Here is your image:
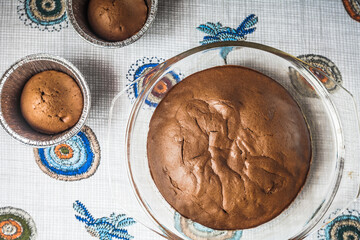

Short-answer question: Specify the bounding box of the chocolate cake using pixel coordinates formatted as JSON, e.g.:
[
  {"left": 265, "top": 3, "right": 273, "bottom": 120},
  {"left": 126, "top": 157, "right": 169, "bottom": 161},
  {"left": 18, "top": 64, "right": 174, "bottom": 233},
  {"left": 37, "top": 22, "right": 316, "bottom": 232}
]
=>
[{"left": 147, "top": 66, "right": 311, "bottom": 230}]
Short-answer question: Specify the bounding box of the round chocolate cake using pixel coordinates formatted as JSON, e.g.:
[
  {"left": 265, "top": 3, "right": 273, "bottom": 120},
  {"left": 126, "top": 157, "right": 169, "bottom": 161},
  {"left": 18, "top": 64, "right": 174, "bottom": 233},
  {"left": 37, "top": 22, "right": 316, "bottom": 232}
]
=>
[{"left": 147, "top": 66, "right": 311, "bottom": 230}]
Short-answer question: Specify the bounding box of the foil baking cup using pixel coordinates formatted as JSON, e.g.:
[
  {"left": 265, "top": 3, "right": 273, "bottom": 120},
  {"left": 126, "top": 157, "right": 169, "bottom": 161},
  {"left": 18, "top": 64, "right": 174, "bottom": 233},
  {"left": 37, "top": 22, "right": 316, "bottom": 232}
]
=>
[
  {"left": 66, "top": 0, "right": 158, "bottom": 48},
  {"left": 0, "top": 53, "right": 91, "bottom": 147}
]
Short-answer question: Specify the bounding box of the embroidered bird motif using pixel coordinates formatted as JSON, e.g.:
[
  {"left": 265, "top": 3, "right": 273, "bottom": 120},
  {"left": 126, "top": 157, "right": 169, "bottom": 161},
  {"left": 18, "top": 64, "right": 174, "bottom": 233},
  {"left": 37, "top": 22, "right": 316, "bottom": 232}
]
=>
[
  {"left": 197, "top": 14, "right": 258, "bottom": 62},
  {"left": 197, "top": 14, "right": 258, "bottom": 45}
]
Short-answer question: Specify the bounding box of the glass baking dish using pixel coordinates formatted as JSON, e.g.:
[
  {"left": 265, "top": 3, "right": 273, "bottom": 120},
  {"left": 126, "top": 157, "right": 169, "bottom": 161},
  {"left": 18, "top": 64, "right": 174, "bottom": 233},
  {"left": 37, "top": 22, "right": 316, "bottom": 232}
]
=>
[{"left": 106, "top": 42, "right": 360, "bottom": 239}]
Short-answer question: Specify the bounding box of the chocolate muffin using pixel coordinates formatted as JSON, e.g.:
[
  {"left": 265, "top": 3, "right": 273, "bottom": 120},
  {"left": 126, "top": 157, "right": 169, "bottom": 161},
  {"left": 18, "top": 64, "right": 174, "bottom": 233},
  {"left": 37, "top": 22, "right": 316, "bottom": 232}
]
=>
[
  {"left": 147, "top": 66, "right": 311, "bottom": 230},
  {"left": 20, "top": 70, "right": 83, "bottom": 134},
  {"left": 87, "top": 0, "right": 148, "bottom": 42}
]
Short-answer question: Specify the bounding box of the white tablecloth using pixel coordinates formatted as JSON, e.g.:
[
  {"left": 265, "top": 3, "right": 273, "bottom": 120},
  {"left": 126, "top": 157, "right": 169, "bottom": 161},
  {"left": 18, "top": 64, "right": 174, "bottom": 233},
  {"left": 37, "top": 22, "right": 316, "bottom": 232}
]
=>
[{"left": 0, "top": 0, "right": 360, "bottom": 239}]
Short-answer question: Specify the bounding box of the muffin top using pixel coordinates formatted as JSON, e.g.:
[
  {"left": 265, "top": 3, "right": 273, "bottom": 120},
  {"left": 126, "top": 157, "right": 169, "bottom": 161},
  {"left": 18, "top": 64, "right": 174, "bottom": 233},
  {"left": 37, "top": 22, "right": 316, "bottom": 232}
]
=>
[
  {"left": 20, "top": 70, "right": 83, "bottom": 134},
  {"left": 87, "top": 0, "right": 148, "bottom": 41},
  {"left": 147, "top": 66, "right": 311, "bottom": 230}
]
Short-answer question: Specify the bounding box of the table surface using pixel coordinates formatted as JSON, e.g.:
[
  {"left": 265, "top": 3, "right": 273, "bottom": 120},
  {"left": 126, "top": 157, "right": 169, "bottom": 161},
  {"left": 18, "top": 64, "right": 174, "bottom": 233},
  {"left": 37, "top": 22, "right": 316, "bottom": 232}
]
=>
[{"left": 1, "top": 0, "right": 360, "bottom": 239}]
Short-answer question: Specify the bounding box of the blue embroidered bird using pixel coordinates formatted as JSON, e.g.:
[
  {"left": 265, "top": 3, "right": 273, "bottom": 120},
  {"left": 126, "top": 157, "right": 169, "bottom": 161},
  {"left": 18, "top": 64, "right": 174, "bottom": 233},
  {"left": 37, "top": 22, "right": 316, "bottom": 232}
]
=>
[
  {"left": 197, "top": 14, "right": 258, "bottom": 62},
  {"left": 73, "top": 201, "right": 136, "bottom": 240},
  {"left": 197, "top": 14, "right": 258, "bottom": 44}
]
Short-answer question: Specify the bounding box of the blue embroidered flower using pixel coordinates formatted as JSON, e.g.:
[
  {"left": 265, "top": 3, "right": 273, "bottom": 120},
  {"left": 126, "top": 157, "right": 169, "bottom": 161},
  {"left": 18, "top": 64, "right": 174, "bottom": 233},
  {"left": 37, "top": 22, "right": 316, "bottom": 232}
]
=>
[
  {"left": 197, "top": 14, "right": 258, "bottom": 61},
  {"left": 126, "top": 57, "right": 182, "bottom": 108},
  {"left": 73, "top": 201, "right": 136, "bottom": 240},
  {"left": 34, "top": 126, "right": 100, "bottom": 181}
]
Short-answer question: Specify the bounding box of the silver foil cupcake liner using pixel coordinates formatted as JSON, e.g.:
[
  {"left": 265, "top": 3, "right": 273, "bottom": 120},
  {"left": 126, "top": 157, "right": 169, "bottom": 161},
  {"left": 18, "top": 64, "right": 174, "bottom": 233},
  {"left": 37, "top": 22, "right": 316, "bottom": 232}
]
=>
[
  {"left": 66, "top": 0, "right": 158, "bottom": 48},
  {"left": 0, "top": 53, "right": 91, "bottom": 147}
]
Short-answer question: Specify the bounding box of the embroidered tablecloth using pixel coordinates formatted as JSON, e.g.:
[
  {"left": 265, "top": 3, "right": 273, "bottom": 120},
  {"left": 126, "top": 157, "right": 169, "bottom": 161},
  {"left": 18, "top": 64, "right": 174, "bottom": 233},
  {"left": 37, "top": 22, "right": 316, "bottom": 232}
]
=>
[{"left": 1, "top": 0, "right": 360, "bottom": 239}]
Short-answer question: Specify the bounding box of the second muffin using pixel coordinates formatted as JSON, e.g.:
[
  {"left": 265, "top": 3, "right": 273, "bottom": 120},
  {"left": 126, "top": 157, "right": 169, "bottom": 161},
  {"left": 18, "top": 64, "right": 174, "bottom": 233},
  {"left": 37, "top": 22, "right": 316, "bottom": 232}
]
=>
[{"left": 87, "top": 0, "right": 148, "bottom": 42}]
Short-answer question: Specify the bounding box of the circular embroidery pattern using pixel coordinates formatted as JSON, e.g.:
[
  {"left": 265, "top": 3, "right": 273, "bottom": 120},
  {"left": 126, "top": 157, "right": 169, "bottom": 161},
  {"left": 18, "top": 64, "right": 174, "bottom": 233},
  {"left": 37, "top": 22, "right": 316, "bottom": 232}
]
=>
[
  {"left": 174, "top": 213, "right": 243, "bottom": 240},
  {"left": 126, "top": 57, "right": 182, "bottom": 107},
  {"left": 34, "top": 126, "right": 100, "bottom": 181},
  {"left": 298, "top": 54, "right": 342, "bottom": 87},
  {"left": 17, "top": 0, "right": 68, "bottom": 32},
  {"left": 289, "top": 54, "right": 342, "bottom": 97},
  {"left": 343, "top": 0, "right": 360, "bottom": 22},
  {"left": 0, "top": 207, "right": 37, "bottom": 240},
  {"left": 326, "top": 215, "right": 360, "bottom": 240},
  {"left": 318, "top": 209, "right": 360, "bottom": 240}
]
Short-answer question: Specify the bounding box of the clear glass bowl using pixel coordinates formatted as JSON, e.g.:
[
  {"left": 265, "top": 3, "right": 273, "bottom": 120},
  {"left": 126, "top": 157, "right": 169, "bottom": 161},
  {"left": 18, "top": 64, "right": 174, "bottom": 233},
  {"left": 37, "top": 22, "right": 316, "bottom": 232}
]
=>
[{"left": 107, "top": 42, "right": 360, "bottom": 239}]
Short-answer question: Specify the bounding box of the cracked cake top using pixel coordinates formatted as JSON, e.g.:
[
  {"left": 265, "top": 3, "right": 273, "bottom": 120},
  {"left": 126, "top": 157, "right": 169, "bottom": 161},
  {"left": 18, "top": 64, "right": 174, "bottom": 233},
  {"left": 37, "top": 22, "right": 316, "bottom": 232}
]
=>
[
  {"left": 147, "top": 65, "right": 311, "bottom": 230},
  {"left": 87, "top": 0, "right": 148, "bottom": 42},
  {"left": 20, "top": 70, "right": 83, "bottom": 134}
]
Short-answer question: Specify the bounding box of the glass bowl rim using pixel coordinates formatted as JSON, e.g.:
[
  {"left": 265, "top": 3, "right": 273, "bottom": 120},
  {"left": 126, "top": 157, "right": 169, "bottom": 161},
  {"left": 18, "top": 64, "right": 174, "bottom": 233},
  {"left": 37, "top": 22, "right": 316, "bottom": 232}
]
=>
[{"left": 125, "top": 41, "right": 349, "bottom": 239}]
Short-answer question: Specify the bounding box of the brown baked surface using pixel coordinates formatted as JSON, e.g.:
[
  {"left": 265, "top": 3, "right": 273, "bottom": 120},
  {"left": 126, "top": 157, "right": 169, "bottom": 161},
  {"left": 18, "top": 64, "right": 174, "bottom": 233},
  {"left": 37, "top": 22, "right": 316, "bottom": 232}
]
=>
[
  {"left": 87, "top": 0, "right": 148, "bottom": 42},
  {"left": 147, "top": 66, "right": 311, "bottom": 230},
  {"left": 20, "top": 70, "right": 83, "bottom": 134}
]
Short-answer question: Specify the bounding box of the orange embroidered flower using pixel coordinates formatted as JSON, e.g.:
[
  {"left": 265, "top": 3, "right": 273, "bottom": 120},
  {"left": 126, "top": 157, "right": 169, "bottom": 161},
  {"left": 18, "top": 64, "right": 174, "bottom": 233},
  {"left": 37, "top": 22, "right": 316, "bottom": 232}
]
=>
[
  {"left": 55, "top": 144, "right": 74, "bottom": 159},
  {"left": 153, "top": 81, "right": 168, "bottom": 94},
  {"left": 343, "top": 0, "right": 360, "bottom": 22},
  {"left": 0, "top": 219, "right": 23, "bottom": 240}
]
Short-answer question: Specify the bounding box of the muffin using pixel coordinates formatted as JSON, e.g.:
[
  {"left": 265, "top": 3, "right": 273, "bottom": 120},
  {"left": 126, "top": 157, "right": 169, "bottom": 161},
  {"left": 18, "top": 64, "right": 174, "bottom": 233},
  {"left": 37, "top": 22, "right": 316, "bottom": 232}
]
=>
[
  {"left": 147, "top": 66, "right": 312, "bottom": 230},
  {"left": 20, "top": 70, "right": 83, "bottom": 134},
  {"left": 87, "top": 0, "right": 148, "bottom": 41}
]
